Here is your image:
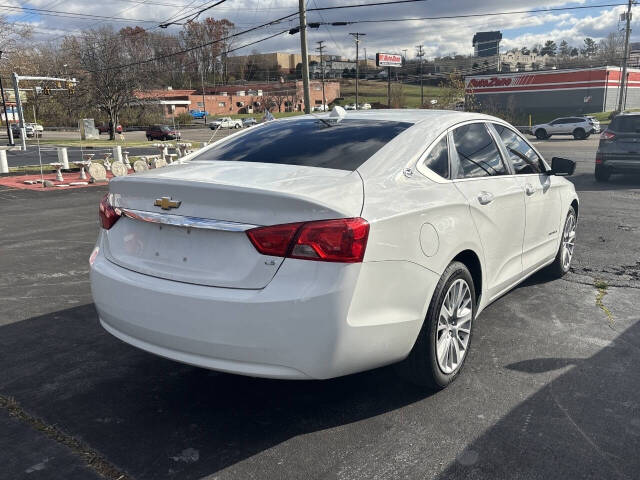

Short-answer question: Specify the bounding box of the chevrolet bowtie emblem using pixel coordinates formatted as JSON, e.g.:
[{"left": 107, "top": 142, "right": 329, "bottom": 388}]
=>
[{"left": 154, "top": 197, "right": 181, "bottom": 210}]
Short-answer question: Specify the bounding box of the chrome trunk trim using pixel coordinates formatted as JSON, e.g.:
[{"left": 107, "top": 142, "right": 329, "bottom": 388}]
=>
[{"left": 121, "top": 208, "right": 258, "bottom": 232}]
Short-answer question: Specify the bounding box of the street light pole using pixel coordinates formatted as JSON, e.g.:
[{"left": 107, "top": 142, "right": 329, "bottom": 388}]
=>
[
  {"left": 200, "top": 55, "right": 207, "bottom": 124},
  {"left": 350, "top": 33, "right": 366, "bottom": 110},
  {"left": 0, "top": 51, "right": 14, "bottom": 145}
]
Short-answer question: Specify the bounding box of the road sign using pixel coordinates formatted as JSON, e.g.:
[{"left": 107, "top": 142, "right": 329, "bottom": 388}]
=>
[{"left": 376, "top": 53, "right": 402, "bottom": 68}]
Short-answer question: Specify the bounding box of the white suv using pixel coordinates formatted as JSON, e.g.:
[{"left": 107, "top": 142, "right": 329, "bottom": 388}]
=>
[{"left": 531, "top": 117, "right": 592, "bottom": 140}]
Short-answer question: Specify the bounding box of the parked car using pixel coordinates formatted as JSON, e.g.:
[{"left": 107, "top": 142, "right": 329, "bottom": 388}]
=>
[
  {"left": 344, "top": 103, "right": 357, "bottom": 110},
  {"left": 98, "top": 124, "right": 123, "bottom": 134},
  {"left": 313, "top": 104, "right": 329, "bottom": 112},
  {"left": 531, "top": 117, "right": 592, "bottom": 140},
  {"left": 145, "top": 125, "right": 181, "bottom": 141},
  {"left": 10, "top": 123, "right": 35, "bottom": 138},
  {"left": 209, "top": 117, "right": 243, "bottom": 129},
  {"left": 595, "top": 111, "right": 640, "bottom": 181},
  {"left": 358, "top": 103, "right": 372, "bottom": 110},
  {"left": 27, "top": 123, "right": 44, "bottom": 137},
  {"left": 91, "top": 111, "right": 578, "bottom": 389},
  {"left": 189, "top": 109, "right": 209, "bottom": 119},
  {"left": 242, "top": 117, "right": 257, "bottom": 127},
  {"left": 584, "top": 115, "right": 601, "bottom": 133}
]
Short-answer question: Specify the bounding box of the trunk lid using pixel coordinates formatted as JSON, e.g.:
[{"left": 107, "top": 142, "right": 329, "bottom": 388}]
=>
[{"left": 104, "top": 161, "right": 363, "bottom": 289}]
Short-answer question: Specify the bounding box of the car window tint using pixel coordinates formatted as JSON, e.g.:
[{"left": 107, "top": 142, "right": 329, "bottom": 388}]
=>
[
  {"left": 195, "top": 118, "right": 412, "bottom": 171},
  {"left": 423, "top": 136, "right": 449, "bottom": 178},
  {"left": 452, "top": 123, "right": 507, "bottom": 178},
  {"left": 492, "top": 124, "right": 542, "bottom": 174},
  {"left": 609, "top": 115, "right": 640, "bottom": 132}
]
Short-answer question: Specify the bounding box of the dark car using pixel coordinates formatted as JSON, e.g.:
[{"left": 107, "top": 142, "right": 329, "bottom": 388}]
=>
[
  {"left": 98, "top": 124, "right": 123, "bottom": 134},
  {"left": 146, "top": 125, "right": 181, "bottom": 141},
  {"left": 595, "top": 112, "right": 640, "bottom": 181}
]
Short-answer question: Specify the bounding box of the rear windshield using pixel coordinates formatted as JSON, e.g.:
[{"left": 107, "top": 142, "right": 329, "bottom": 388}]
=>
[
  {"left": 609, "top": 115, "right": 640, "bottom": 132},
  {"left": 195, "top": 118, "right": 412, "bottom": 170}
]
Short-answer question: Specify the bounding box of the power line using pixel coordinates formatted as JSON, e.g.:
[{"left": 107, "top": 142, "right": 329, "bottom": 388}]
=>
[
  {"left": 159, "top": 0, "right": 228, "bottom": 28},
  {"left": 0, "top": 4, "right": 159, "bottom": 23}
]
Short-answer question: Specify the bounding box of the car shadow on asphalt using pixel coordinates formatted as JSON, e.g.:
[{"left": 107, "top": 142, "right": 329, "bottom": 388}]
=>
[
  {"left": 435, "top": 319, "right": 640, "bottom": 479},
  {"left": 569, "top": 172, "right": 640, "bottom": 192},
  {"left": 0, "top": 304, "right": 430, "bottom": 479}
]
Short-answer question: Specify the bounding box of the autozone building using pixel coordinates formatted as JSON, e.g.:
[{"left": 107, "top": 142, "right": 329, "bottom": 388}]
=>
[{"left": 465, "top": 67, "right": 640, "bottom": 116}]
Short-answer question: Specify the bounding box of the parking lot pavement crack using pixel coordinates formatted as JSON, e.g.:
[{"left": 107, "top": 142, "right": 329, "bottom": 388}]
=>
[
  {"left": 594, "top": 280, "right": 615, "bottom": 329},
  {"left": 0, "top": 394, "right": 131, "bottom": 480}
]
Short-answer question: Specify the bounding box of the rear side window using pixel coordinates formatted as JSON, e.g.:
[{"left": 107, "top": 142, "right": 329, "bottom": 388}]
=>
[
  {"left": 609, "top": 115, "right": 640, "bottom": 132},
  {"left": 422, "top": 136, "right": 449, "bottom": 178},
  {"left": 492, "top": 124, "right": 543, "bottom": 174},
  {"left": 195, "top": 118, "right": 412, "bottom": 171},
  {"left": 452, "top": 123, "right": 507, "bottom": 178}
]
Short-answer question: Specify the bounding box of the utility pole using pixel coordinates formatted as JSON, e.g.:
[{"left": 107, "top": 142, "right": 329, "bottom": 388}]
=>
[
  {"left": 416, "top": 44, "right": 425, "bottom": 107},
  {"left": 12, "top": 73, "right": 26, "bottom": 150},
  {"left": 299, "top": 0, "right": 312, "bottom": 114},
  {"left": 618, "top": 0, "right": 633, "bottom": 112},
  {"left": 350, "top": 33, "right": 366, "bottom": 109},
  {"left": 200, "top": 55, "right": 207, "bottom": 124},
  {"left": 364, "top": 47, "right": 367, "bottom": 79},
  {"left": 0, "top": 51, "right": 14, "bottom": 145},
  {"left": 316, "top": 41, "right": 326, "bottom": 109}
]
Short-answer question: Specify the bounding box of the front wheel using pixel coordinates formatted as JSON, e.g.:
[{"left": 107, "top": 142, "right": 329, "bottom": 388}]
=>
[
  {"left": 573, "top": 128, "right": 586, "bottom": 140},
  {"left": 399, "top": 261, "right": 476, "bottom": 390},
  {"left": 546, "top": 207, "right": 577, "bottom": 278},
  {"left": 535, "top": 129, "right": 548, "bottom": 140}
]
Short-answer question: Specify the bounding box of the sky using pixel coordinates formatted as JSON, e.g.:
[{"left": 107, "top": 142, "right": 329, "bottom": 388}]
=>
[{"left": 3, "top": 0, "right": 640, "bottom": 60}]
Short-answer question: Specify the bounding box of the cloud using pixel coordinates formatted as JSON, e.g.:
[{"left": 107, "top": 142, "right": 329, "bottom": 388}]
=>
[{"left": 6, "top": 0, "right": 635, "bottom": 59}]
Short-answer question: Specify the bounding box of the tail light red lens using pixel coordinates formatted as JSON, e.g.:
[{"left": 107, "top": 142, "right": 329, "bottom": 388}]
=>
[
  {"left": 600, "top": 131, "right": 615, "bottom": 140},
  {"left": 99, "top": 194, "right": 121, "bottom": 230},
  {"left": 595, "top": 152, "right": 603, "bottom": 164},
  {"left": 246, "top": 218, "right": 369, "bottom": 263}
]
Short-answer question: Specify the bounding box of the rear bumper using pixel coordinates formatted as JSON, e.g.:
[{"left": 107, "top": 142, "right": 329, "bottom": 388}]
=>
[
  {"left": 601, "top": 158, "right": 640, "bottom": 172},
  {"left": 90, "top": 236, "right": 437, "bottom": 379}
]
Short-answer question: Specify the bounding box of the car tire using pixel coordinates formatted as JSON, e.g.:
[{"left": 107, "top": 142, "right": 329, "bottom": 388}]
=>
[
  {"left": 146, "top": 136, "right": 152, "bottom": 141},
  {"left": 535, "top": 129, "right": 548, "bottom": 140},
  {"left": 399, "top": 261, "right": 476, "bottom": 390},
  {"left": 547, "top": 207, "right": 577, "bottom": 278},
  {"left": 595, "top": 165, "right": 611, "bottom": 182},
  {"left": 573, "top": 128, "right": 587, "bottom": 140}
]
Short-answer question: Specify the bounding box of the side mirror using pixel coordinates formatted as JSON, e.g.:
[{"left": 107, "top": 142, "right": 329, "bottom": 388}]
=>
[{"left": 549, "top": 157, "right": 576, "bottom": 176}]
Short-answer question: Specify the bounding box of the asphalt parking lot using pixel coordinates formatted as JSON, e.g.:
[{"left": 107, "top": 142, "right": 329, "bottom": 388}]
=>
[{"left": 1, "top": 137, "right": 639, "bottom": 479}]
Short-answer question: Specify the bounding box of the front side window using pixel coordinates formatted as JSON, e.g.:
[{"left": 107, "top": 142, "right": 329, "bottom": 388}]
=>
[
  {"left": 195, "top": 118, "right": 412, "bottom": 171},
  {"left": 492, "top": 124, "right": 543, "bottom": 174},
  {"left": 422, "top": 136, "right": 449, "bottom": 178},
  {"left": 452, "top": 123, "right": 507, "bottom": 178}
]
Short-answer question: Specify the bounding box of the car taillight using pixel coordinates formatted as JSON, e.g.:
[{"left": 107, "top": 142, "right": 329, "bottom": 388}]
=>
[
  {"left": 595, "top": 152, "right": 603, "bottom": 164},
  {"left": 246, "top": 218, "right": 369, "bottom": 263},
  {"left": 99, "top": 194, "right": 121, "bottom": 230},
  {"left": 600, "top": 131, "right": 615, "bottom": 140}
]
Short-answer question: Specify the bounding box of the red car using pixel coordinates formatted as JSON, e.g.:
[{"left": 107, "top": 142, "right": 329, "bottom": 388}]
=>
[{"left": 98, "top": 124, "right": 123, "bottom": 134}]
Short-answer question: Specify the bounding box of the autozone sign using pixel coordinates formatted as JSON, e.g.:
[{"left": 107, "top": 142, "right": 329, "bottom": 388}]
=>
[
  {"left": 468, "top": 77, "right": 513, "bottom": 88},
  {"left": 376, "top": 53, "right": 402, "bottom": 67}
]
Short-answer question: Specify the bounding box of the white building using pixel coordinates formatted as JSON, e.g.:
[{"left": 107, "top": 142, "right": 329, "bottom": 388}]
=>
[{"left": 500, "top": 51, "right": 553, "bottom": 72}]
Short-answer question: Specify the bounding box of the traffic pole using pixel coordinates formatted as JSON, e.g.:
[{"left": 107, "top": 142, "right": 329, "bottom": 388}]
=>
[
  {"left": 618, "top": 0, "right": 633, "bottom": 112},
  {"left": 299, "top": 0, "right": 312, "bottom": 114}
]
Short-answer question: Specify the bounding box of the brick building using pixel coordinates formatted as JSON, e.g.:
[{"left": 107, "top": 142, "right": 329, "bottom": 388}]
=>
[{"left": 136, "top": 81, "right": 340, "bottom": 118}]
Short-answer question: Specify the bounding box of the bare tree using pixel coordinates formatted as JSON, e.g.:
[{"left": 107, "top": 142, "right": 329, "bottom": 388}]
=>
[{"left": 77, "top": 27, "right": 151, "bottom": 139}]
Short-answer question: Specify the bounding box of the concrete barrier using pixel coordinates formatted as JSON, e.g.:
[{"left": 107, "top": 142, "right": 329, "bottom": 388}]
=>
[
  {"left": 57, "top": 147, "right": 69, "bottom": 170},
  {"left": 0, "top": 149, "right": 8, "bottom": 174},
  {"left": 112, "top": 145, "right": 122, "bottom": 163}
]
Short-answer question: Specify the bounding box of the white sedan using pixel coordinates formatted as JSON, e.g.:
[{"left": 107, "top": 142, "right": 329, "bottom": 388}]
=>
[{"left": 90, "top": 110, "right": 578, "bottom": 389}]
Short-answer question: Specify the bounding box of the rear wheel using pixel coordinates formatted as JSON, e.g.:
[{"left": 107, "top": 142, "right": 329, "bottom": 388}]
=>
[
  {"left": 400, "top": 261, "right": 475, "bottom": 390},
  {"left": 146, "top": 135, "right": 152, "bottom": 141},
  {"left": 535, "top": 129, "right": 548, "bottom": 140},
  {"left": 547, "top": 207, "right": 577, "bottom": 278},
  {"left": 595, "top": 165, "right": 611, "bottom": 182},
  {"left": 573, "top": 128, "right": 586, "bottom": 140}
]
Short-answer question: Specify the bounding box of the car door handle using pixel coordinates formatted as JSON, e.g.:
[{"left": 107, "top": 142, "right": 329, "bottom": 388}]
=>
[
  {"left": 525, "top": 184, "right": 536, "bottom": 196},
  {"left": 477, "top": 191, "right": 494, "bottom": 205}
]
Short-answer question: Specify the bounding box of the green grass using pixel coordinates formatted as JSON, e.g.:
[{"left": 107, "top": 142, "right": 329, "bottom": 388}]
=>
[{"left": 338, "top": 80, "right": 446, "bottom": 108}]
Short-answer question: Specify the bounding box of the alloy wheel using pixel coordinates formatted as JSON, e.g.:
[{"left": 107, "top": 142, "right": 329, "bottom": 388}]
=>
[
  {"left": 562, "top": 212, "right": 577, "bottom": 270},
  {"left": 436, "top": 279, "right": 473, "bottom": 374}
]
